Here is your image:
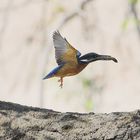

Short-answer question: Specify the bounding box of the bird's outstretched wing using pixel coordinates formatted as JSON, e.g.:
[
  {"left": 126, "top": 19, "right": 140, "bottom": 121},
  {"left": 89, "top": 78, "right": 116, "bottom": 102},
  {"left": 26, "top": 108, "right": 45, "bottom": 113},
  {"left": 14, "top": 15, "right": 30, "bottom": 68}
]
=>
[{"left": 53, "top": 31, "right": 81, "bottom": 65}]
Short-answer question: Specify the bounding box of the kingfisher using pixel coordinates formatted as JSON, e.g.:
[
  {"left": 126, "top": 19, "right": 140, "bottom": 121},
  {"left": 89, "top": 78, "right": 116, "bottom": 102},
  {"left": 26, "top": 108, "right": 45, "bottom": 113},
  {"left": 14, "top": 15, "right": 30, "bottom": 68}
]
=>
[{"left": 43, "top": 31, "right": 118, "bottom": 88}]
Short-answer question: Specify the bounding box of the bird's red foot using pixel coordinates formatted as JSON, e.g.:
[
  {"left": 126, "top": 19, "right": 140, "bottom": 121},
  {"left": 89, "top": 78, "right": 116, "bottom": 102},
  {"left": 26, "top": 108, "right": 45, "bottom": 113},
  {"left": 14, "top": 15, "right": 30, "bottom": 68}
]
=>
[{"left": 58, "top": 77, "right": 63, "bottom": 88}]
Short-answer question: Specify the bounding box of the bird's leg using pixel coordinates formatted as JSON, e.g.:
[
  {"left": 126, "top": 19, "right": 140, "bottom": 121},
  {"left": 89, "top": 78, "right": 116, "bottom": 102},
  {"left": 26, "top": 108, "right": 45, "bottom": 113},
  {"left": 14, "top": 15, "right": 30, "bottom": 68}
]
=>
[{"left": 58, "top": 77, "right": 63, "bottom": 88}]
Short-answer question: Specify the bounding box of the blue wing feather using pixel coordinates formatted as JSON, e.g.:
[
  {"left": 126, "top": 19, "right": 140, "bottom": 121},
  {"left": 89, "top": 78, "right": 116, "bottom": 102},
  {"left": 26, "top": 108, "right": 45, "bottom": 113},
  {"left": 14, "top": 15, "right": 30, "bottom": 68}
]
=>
[{"left": 43, "top": 64, "right": 63, "bottom": 79}]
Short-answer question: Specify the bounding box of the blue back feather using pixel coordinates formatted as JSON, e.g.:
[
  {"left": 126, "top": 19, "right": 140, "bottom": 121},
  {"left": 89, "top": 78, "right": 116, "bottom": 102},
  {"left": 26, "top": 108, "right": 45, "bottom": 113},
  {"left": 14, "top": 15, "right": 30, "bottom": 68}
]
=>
[{"left": 43, "top": 64, "right": 63, "bottom": 79}]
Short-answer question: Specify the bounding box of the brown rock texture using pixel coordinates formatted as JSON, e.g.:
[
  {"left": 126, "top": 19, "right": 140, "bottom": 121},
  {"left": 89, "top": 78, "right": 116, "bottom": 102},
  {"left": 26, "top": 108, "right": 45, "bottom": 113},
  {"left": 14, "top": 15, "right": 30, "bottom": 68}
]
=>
[{"left": 0, "top": 101, "right": 140, "bottom": 140}]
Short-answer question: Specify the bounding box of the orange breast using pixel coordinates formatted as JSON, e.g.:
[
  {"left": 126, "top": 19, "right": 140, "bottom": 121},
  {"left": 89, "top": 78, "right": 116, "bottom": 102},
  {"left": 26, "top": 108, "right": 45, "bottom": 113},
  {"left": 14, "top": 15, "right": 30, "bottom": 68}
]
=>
[{"left": 54, "top": 63, "right": 88, "bottom": 77}]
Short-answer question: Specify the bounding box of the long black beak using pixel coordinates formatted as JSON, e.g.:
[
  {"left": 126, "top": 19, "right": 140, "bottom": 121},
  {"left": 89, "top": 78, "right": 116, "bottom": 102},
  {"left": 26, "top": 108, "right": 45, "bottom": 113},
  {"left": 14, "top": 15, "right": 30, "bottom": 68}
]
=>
[
  {"left": 92, "top": 55, "right": 118, "bottom": 63},
  {"left": 79, "top": 53, "right": 118, "bottom": 63}
]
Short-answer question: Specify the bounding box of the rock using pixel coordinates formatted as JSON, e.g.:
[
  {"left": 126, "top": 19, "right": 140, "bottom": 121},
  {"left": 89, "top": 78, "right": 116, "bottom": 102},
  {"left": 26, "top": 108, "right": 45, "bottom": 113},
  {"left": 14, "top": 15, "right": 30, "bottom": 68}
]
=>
[{"left": 0, "top": 101, "right": 140, "bottom": 140}]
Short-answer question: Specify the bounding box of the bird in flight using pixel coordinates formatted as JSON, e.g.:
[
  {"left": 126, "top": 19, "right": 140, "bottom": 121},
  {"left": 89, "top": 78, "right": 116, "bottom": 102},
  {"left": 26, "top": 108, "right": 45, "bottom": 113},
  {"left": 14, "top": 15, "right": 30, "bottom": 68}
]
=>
[{"left": 43, "top": 31, "right": 118, "bottom": 88}]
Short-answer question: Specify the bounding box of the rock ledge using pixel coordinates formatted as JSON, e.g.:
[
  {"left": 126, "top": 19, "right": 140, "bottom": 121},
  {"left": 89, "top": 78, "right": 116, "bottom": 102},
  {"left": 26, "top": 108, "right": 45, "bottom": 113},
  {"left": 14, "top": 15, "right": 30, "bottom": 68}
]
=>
[{"left": 0, "top": 101, "right": 140, "bottom": 140}]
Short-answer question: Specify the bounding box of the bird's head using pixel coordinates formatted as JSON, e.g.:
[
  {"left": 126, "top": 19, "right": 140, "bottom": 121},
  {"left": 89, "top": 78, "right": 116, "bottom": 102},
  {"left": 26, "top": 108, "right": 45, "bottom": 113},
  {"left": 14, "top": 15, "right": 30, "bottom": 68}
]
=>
[{"left": 79, "top": 52, "right": 118, "bottom": 64}]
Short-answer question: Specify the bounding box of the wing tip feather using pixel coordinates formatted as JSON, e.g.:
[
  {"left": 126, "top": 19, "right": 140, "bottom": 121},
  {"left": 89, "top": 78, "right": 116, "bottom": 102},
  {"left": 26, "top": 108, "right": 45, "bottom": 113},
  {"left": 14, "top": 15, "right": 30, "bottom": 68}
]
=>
[{"left": 53, "top": 30, "right": 62, "bottom": 40}]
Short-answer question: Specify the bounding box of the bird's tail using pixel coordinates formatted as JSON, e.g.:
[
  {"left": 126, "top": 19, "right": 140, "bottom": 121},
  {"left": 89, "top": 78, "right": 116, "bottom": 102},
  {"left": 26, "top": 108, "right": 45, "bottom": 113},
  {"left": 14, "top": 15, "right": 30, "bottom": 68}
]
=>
[
  {"left": 43, "top": 64, "right": 64, "bottom": 80},
  {"left": 43, "top": 74, "right": 52, "bottom": 80}
]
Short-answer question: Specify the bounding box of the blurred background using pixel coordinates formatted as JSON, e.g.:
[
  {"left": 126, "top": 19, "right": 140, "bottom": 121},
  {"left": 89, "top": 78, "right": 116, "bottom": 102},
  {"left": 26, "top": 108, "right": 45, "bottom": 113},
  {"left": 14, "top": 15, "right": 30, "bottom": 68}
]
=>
[{"left": 0, "top": 0, "right": 140, "bottom": 113}]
